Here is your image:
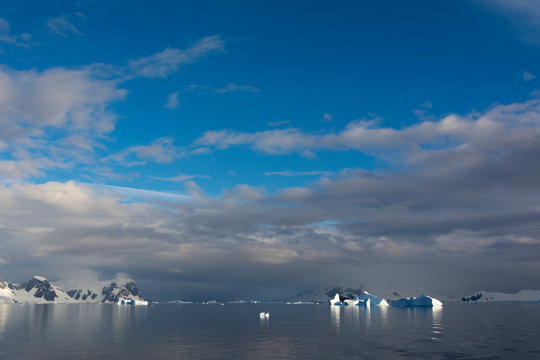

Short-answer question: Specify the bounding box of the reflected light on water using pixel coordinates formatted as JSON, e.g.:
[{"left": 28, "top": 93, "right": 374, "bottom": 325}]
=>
[
  {"left": 0, "top": 304, "right": 7, "bottom": 339},
  {"left": 431, "top": 306, "right": 443, "bottom": 341},
  {"left": 362, "top": 306, "right": 371, "bottom": 330},
  {"left": 344, "top": 304, "right": 360, "bottom": 330},
  {"left": 377, "top": 305, "right": 388, "bottom": 328},
  {"left": 330, "top": 306, "right": 341, "bottom": 334}
]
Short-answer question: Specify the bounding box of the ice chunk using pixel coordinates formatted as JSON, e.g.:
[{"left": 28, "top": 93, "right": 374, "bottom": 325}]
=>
[
  {"left": 354, "top": 297, "right": 371, "bottom": 307},
  {"left": 358, "top": 291, "right": 389, "bottom": 307},
  {"left": 413, "top": 295, "right": 443, "bottom": 307},
  {"left": 392, "top": 295, "right": 443, "bottom": 307},
  {"left": 117, "top": 297, "right": 148, "bottom": 306},
  {"left": 330, "top": 293, "right": 346, "bottom": 306}
]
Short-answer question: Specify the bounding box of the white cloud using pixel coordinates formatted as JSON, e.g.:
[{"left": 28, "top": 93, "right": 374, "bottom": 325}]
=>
[
  {"left": 524, "top": 71, "right": 535, "bottom": 82},
  {"left": 0, "top": 65, "right": 126, "bottom": 178},
  {"left": 323, "top": 113, "right": 333, "bottom": 122},
  {"left": 267, "top": 120, "right": 290, "bottom": 127},
  {"left": 0, "top": 67, "right": 125, "bottom": 131},
  {"left": 0, "top": 18, "right": 9, "bottom": 32},
  {"left": 46, "top": 15, "right": 82, "bottom": 37},
  {"left": 472, "top": 0, "right": 540, "bottom": 43},
  {"left": 213, "top": 83, "right": 259, "bottom": 93},
  {"left": 193, "top": 99, "right": 540, "bottom": 157},
  {"left": 152, "top": 173, "right": 211, "bottom": 182},
  {"left": 128, "top": 35, "right": 224, "bottom": 78},
  {"left": 165, "top": 91, "right": 180, "bottom": 109},
  {"left": 0, "top": 17, "right": 33, "bottom": 48},
  {"left": 105, "top": 136, "right": 184, "bottom": 165},
  {"left": 265, "top": 170, "right": 336, "bottom": 177}
]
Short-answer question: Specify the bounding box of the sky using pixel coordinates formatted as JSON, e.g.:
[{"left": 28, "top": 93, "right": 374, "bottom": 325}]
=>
[{"left": 1, "top": 0, "right": 540, "bottom": 301}]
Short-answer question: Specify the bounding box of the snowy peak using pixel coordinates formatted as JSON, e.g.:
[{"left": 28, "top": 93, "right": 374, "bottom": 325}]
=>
[
  {"left": 22, "top": 276, "right": 58, "bottom": 301},
  {"left": 101, "top": 279, "right": 143, "bottom": 303},
  {"left": 0, "top": 279, "right": 16, "bottom": 303},
  {"left": 3, "top": 276, "right": 75, "bottom": 303}
]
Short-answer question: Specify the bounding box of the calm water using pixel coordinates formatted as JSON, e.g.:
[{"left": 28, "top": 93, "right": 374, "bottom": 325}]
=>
[{"left": 0, "top": 303, "right": 539, "bottom": 359}]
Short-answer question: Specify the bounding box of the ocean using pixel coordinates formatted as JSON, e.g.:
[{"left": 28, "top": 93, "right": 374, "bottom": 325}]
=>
[{"left": 0, "top": 303, "right": 539, "bottom": 359}]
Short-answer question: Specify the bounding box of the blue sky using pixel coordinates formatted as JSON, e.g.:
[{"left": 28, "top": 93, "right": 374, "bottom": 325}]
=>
[{"left": 1, "top": 0, "right": 540, "bottom": 300}]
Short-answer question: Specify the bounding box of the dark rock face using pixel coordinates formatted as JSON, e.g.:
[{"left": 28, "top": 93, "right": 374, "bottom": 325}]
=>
[
  {"left": 21, "top": 277, "right": 58, "bottom": 301},
  {"left": 461, "top": 293, "right": 483, "bottom": 302},
  {"left": 101, "top": 281, "right": 141, "bottom": 303},
  {"left": 67, "top": 289, "right": 99, "bottom": 301},
  {"left": 325, "top": 286, "right": 364, "bottom": 301},
  {"left": 8, "top": 282, "right": 22, "bottom": 291}
]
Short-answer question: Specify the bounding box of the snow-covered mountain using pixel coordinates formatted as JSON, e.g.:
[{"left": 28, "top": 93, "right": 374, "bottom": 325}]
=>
[
  {"left": 0, "top": 274, "right": 146, "bottom": 304},
  {"left": 461, "top": 289, "right": 540, "bottom": 303},
  {"left": 68, "top": 274, "right": 145, "bottom": 304}
]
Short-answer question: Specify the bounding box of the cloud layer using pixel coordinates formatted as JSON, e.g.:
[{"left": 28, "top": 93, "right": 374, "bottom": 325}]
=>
[{"left": 2, "top": 98, "right": 540, "bottom": 300}]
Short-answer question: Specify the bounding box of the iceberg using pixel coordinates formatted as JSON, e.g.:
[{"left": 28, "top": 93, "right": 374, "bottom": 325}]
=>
[
  {"left": 392, "top": 295, "right": 443, "bottom": 308},
  {"left": 354, "top": 296, "right": 371, "bottom": 307},
  {"left": 259, "top": 312, "right": 269, "bottom": 319},
  {"left": 330, "top": 291, "right": 389, "bottom": 307},
  {"left": 329, "top": 293, "right": 346, "bottom": 306},
  {"left": 358, "top": 291, "right": 389, "bottom": 307},
  {"left": 343, "top": 297, "right": 370, "bottom": 307},
  {"left": 117, "top": 297, "right": 148, "bottom": 306}
]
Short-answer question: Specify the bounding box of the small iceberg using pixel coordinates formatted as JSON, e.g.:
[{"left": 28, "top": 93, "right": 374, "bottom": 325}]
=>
[
  {"left": 330, "top": 293, "right": 346, "bottom": 306},
  {"left": 259, "top": 311, "right": 270, "bottom": 318},
  {"left": 392, "top": 295, "right": 443, "bottom": 308},
  {"left": 117, "top": 297, "right": 148, "bottom": 306}
]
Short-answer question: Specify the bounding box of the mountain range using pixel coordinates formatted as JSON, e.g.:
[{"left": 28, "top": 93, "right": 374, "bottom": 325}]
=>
[{"left": 0, "top": 274, "right": 145, "bottom": 304}]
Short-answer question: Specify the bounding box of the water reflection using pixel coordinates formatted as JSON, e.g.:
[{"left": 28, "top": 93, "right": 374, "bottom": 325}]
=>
[
  {"left": 259, "top": 315, "right": 269, "bottom": 327},
  {"left": 376, "top": 305, "right": 388, "bottom": 328},
  {"left": 362, "top": 306, "right": 371, "bottom": 329},
  {"left": 406, "top": 306, "right": 444, "bottom": 342},
  {"left": 431, "top": 306, "right": 443, "bottom": 341},
  {"left": 344, "top": 304, "right": 360, "bottom": 330},
  {"left": 0, "top": 304, "right": 7, "bottom": 338},
  {"left": 330, "top": 306, "right": 341, "bottom": 334}
]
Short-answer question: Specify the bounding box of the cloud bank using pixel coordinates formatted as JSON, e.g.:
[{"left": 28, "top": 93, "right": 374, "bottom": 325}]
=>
[{"left": 2, "top": 98, "right": 540, "bottom": 299}]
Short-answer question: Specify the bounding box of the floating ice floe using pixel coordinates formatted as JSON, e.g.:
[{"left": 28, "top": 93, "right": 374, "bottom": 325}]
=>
[
  {"left": 259, "top": 312, "right": 270, "bottom": 318},
  {"left": 391, "top": 295, "right": 442, "bottom": 308}
]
